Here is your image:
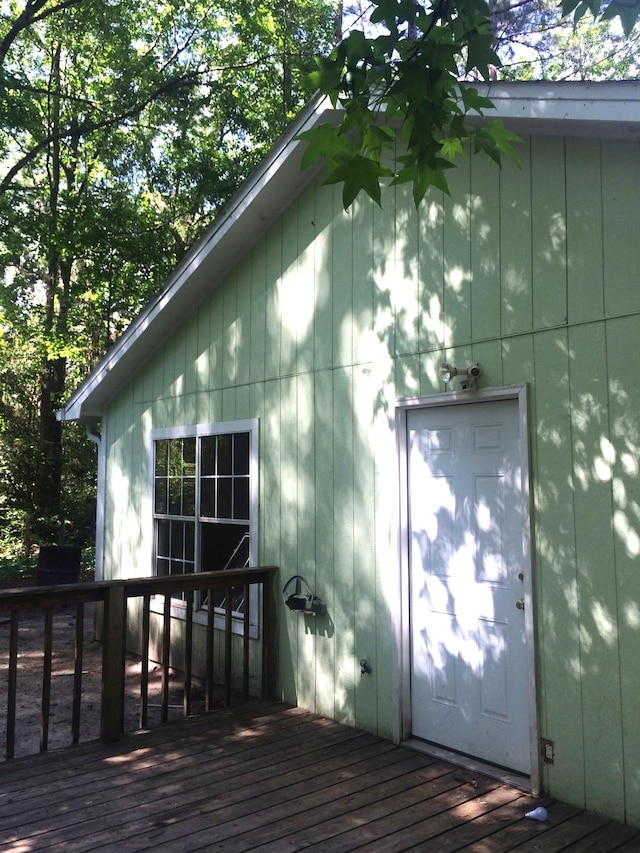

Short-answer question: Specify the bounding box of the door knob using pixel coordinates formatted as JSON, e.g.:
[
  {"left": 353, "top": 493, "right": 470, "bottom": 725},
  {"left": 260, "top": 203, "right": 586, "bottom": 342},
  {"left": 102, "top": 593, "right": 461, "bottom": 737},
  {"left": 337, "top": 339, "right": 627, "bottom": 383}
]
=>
[{"left": 515, "top": 598, "right": 525, "bottom": 611}]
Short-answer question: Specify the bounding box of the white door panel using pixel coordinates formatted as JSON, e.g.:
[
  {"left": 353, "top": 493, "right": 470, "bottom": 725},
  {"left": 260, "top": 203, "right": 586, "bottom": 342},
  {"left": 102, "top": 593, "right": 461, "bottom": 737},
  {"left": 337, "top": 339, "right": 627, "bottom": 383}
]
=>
[{"left": 407, "top": 399, "right": 530, "bottom": 774}]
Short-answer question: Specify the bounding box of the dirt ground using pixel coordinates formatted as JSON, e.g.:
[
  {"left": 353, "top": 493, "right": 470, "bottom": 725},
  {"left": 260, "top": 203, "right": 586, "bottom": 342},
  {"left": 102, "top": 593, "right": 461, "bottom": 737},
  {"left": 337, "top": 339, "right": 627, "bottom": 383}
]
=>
[{"left": 0, "top": 597, "right": 203, "bottom": 761}]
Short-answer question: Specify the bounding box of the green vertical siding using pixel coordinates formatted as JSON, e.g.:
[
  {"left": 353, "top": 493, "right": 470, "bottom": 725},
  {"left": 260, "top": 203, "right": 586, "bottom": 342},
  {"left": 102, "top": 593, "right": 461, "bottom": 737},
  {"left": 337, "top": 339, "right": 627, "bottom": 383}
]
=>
[
  {"left": 570, "top": 322, "right": 624, "bottom": 820},
  {"left": 607, "top": 314, "right": 640, "bottom": 828},
  {"left": 470, "top": 154, "right": 500, "bottom": 343},
  {"left": 533, "top": 327, "right": 585, "bottom": 804},
  {"left": 566, "top": 138, "right": 604, "bottom": 325},
  {"left": 418, "top": 197, "right": 445, "bottom": 354},
  {"left": 603, "top": 141, "right": 640, "bottom": 318},
  {"left": 531, "top": 136, "right": 567, "bottom": 330},
  {"left": 501, "top": 140, "right": 533, "bottom": 336},
  {"left": 101, "top": 133, "right": 640, "bottom": 827},
  {"left": 443, "top": 153, "right": 472, "bottom": 347}
]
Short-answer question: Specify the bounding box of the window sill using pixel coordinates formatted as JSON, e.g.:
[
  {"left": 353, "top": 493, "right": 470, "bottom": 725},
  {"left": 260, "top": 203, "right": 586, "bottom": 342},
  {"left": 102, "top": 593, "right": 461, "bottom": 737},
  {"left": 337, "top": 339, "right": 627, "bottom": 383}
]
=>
[{"left": 150, "top": 595, "right": 258, "bottom": 639}]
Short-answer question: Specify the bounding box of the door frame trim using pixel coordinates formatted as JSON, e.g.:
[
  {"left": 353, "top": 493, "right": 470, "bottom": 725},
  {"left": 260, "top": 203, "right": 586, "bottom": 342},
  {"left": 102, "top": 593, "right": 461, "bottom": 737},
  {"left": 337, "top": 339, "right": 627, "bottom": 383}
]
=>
[{"left": 394, "top": 384, "right": 539, "bottom": 793}]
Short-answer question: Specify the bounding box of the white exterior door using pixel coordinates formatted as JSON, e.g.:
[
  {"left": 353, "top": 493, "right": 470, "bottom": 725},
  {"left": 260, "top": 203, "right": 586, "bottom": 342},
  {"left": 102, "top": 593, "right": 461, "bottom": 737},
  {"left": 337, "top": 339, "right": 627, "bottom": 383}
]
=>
[{"left": 406, "top": 398, "right": 532, "bottom": 775}]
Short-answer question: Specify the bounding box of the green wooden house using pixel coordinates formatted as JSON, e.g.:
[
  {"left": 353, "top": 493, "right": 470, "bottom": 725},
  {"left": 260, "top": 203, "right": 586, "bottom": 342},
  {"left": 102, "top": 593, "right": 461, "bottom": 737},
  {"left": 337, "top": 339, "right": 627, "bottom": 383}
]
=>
[{"left": 59, "top": 81, "right": 640, "bottom": 827}]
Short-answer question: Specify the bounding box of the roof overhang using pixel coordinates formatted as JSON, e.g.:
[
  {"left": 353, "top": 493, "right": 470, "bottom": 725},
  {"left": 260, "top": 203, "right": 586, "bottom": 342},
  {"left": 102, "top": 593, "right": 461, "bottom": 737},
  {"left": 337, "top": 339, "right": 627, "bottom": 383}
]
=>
[
  {"left": 476, "top": 81, "right": 640, "bottom": 140},
  {"left": 59, "top": 81, "right": 640, "bottom": 422}
]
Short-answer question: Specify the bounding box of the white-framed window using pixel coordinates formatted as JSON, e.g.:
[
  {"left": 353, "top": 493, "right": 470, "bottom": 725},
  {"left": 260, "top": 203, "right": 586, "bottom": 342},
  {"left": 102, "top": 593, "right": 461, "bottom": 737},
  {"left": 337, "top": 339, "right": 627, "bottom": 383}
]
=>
[{"left": 150, "top": 419, "right": 259, "bottom": 631}]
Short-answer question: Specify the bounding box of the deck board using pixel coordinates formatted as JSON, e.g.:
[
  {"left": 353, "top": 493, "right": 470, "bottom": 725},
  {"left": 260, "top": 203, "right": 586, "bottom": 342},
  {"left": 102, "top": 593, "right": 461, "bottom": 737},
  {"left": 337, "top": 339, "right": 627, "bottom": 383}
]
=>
[{"left": 0, "top": 702, "right": 637, "bottom": 852}]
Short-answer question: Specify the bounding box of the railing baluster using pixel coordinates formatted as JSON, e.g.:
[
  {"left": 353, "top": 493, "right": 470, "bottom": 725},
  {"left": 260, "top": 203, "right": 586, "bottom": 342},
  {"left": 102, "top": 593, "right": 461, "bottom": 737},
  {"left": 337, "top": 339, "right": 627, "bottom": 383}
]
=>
[
  {"left": 40, "top": 607, "right": 53, "bottom": 753},
  {"left": 72, "top": 602, "right": 84, "bottom": 744},
  {"left": 224, "top": 585, "right": 232, "bottom": 707},
  {"left": 206, "top": 588, "right": 214, "bottom": 711},
  {"left": 243, "top": 583, "right": 250, "bottom": 699},
  {"left": 262, "top": 570, "right": 275, "bottom": 700},
  {"left": 101, "top": 583, "right": 126, "bottom": 743},
  {"left": 184, "top": 590, "right": 193, "bottom": 717},
  {"left": 139, "top": 593, "right": 150, "bottom": 729},
  {"left": 161, "top": 593, "right": 171, "bottom": 723},
  {"left": 6, "top": 610, "right": 19, "bottom": 760}
]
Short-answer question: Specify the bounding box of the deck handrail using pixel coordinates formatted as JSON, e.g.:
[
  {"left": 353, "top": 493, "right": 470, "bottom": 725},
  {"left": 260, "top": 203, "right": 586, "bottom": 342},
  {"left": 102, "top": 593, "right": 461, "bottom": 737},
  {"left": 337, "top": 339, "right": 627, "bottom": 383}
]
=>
[{"left": 0, "top": 566, "right": 279, "bottom": 759}]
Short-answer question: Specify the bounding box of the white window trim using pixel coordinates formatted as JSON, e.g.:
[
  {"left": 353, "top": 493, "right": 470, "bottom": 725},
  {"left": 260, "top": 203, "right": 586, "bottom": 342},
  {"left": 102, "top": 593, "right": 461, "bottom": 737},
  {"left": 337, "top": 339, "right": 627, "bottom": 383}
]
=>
[{"left": 149, "top": 418, "right": 259, "bottom": 638}]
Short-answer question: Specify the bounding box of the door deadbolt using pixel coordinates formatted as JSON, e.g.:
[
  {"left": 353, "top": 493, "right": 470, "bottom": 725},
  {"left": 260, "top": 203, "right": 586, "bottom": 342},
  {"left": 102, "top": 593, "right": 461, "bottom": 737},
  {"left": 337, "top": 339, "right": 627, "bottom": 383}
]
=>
[{"left": 516, "top": 598, "right": 525, "bottom": 611}]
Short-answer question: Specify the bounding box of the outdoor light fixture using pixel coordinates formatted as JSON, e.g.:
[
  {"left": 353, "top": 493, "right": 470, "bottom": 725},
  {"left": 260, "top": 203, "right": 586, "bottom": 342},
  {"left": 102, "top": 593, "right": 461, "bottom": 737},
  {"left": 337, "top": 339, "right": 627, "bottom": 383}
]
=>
[
  {"left": 283, "top": 575, "right": 326, "bottom": 616},
  {"left": 440, "top": 362, "right": 482, "bottom": 390}
]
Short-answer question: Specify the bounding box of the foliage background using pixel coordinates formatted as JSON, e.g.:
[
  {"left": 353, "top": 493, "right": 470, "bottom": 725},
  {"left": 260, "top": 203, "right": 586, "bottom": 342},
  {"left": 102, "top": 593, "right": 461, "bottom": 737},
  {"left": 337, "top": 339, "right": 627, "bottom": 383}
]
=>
[{"left": 0, "top": 0, "right": 337, "bottom": 554}]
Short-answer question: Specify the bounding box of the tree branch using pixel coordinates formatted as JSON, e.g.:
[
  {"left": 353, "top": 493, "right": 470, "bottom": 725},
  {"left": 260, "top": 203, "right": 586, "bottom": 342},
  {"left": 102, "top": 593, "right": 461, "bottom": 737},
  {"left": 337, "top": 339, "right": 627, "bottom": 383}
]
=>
[
  {"left": 0, "top": 0, "right": 82, "bottom": 67},
  {"left": 0, "top": 71, "right": 202, "bottom": 197}
]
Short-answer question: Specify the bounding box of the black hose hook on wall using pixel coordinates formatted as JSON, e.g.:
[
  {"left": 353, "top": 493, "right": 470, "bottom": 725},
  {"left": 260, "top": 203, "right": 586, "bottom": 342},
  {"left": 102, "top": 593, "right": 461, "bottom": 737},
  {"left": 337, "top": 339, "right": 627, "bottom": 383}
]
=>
[{"left": 283, "top": 575, "right": 326, "bottom": 616}]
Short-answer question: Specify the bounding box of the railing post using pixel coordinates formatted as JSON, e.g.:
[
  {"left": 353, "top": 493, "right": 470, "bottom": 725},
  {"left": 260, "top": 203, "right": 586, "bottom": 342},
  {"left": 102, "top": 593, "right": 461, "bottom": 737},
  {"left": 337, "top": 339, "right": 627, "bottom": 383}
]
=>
[
  {"left": 224, "top": 586, "right": 232, "bottom": 707},
  {"left": 40, "top": 608, "right": 53, "bottom": 752},
  {"left": 6, "top": 611, "right": 19, "bottom": 760},
  {"left": 206, "top": 589, "right": 214, "bottom": 712},
  {"left": 262, "top": 569, "right": 278, "bottom": 701},
  {"left": 101, "top": 583, "right": 126, "bottom": 743},
  {"left": 139, "top": 593, "right": 150, "bottom": 729},
  {"left": 72, "top": 602, "right": 85, "bottom": 744}
]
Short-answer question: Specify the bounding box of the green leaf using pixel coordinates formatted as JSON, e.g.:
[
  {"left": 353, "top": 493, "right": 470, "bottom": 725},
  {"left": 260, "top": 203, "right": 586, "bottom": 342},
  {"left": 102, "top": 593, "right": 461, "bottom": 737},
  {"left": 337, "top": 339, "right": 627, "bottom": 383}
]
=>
[
  {"left": 561, "top": 0, "right": 582, "bottom": 17},
  {"left": 440, "top": 137, "right": 466, "bottom": 162},
  {"left": 466, "top": 32, "right": 501, "bottom": 78},
  {"left": 483, "top": 120, "right": 523, "bottom": 167},
  {"left": 325, "top": 153, "right": 393, "bottom": 208},
  {"left": 394, "top": 163, "right": 450, "bottom": 204},
  {"left": 297, "top": 124, "right": 353, "bottom": 172},
  {"left": 601, "top": 0, "right": 640, "bottom": 35},
  {"left": 458, "top": 85, "right": 495, "bottom": 115}
]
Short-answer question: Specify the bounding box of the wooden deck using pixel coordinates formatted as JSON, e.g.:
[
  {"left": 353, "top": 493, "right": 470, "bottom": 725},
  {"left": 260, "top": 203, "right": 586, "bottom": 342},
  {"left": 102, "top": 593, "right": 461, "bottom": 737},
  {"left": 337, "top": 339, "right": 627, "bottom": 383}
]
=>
[{"left": 1, "top": 703, "right": 638, "bottom": 852}]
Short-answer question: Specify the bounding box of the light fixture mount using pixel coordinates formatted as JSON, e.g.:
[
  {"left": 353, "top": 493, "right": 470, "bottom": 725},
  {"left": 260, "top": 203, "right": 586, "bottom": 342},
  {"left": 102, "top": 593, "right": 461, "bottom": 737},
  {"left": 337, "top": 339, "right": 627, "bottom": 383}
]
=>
[{"left": 440, "top": 361, "right": 482, "bottom": 390}]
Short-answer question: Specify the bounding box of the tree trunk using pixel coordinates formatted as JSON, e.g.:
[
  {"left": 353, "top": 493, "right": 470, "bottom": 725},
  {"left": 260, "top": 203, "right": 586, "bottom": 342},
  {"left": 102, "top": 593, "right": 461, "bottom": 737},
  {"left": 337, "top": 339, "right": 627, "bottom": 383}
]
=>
[{"left": 37, "top": 40, "right": 68, "bottom": 542}]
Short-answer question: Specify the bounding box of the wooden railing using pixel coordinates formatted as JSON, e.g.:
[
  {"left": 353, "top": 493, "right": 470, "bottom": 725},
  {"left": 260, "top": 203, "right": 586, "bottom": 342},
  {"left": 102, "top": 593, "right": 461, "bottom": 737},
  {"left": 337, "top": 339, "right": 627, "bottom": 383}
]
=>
[{"left": 0, "top": 566, "right": 279, "bottom": 760}]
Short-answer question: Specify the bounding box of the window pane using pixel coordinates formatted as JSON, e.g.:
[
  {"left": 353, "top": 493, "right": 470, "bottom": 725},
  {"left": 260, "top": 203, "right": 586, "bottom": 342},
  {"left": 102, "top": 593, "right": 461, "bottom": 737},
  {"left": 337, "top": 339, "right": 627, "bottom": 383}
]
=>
[
  {"left": 157, "top": 519, "right": 170, "bottom": 557},
  {"left": 217, "top": 434, "right": 232, "bottom": 475},
  {"left": 171, "top": 523, "right": 184, "bottom": 559},
  {"left": 234, "top": 433, "right": 249, "bottom": 475},
  {"left": 168, "top": 440, "right": 183, "bottom": 477},
  {"left": 200, "top": 479, "right": 215, "bottom": 518},
  {"left": 200, "top": 522, "right": 249, "bottom": 572},
  {"left": 155, "top": 440, "right": 169, "bottom": 476},
  {"left": 201, "top": 436, "right": 216, "bottom": 476},
  {"left": 185, "top": 523, "right": 195, "bottom": 562},
  {"left": 157, "top": 558, "right": 170, "bottom": 577},
  {"left": 183, "top": 478, "right": 196, "bottom": 517},
  {"left": 169, "top": 477, "right": 182, "bottom": 515},
  {"left": 234, "top": 477, "right": 249, "bottom": 520},
  {"left": 217, "top": 477, "right": 232, "bottom": 518},
  {"left": 182, "top": 438, "right": 196, "bottom": 476},
  {"left": 170, "top": 560, "right": 184, "bottom": 576},
  {"left": 154, "top": 478, "right": 168, "bottom": 514}
]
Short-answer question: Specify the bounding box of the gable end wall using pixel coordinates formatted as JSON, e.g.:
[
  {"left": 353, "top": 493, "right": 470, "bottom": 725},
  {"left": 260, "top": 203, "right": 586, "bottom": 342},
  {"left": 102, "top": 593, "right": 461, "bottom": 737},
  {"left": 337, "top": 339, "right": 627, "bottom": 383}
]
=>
[{"left": 101, "top": 134, "right": 640, "bottom": 826}]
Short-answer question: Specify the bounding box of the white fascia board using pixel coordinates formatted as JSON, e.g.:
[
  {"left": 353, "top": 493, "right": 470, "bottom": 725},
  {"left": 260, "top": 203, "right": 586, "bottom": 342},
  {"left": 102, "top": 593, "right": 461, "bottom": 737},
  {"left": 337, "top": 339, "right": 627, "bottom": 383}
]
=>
[
  {"left": 473, "top": 81, "right": 640, "bottom": 139},
  {"left": 59, "top": 96, "right": 340, "bottom": 422}
]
